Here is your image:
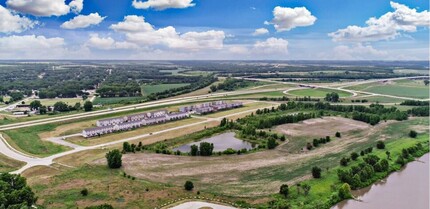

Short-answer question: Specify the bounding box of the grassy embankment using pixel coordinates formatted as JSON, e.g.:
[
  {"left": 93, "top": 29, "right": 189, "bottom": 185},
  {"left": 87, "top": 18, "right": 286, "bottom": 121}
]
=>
[
  {"left": 0, "top": 153, "right": 25, "bottom": 173},
  {"left": 287, "top": 88, "right": 353, "bottom": 98},
  {"left": 345, "top": 79, "right": 429, "bottom": 99}
]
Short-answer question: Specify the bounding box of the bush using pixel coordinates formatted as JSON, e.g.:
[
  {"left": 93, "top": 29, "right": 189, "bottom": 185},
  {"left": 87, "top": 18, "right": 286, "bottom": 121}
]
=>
[
  {"left": 338, "top": 183, "right": 352, "bottom": 199},
  {"left": 340, "top": 157, "right": 349, "bottom": 166},
  {"left": 350, "top": 152, "right": 359, "bottom": 161},
  {"left": 279, "top": 184, "right": 289, "bottom": 197},
  {"left": 106, "top": 149, "right": 122, "bottom": 169},
  {"left": 85, "top": 204, "right": 114, "bottom": 209},
  {"left": 376, "top": 141, "right": 385, "bottom": 149},
  {"left": 184, "top": 181, "right": 194, "bottom": 191},
  {"left": 81, "top": 188, "right": 89, "bottom": 196},
  {"left": 312, "top": 166, "right": 322, "bottom": 178},
  {"left": 335, "top": 132, "right": 341, "bottom": 138},
  {"left": 409, "top": 130, "right": 417, "bottom": 138}
]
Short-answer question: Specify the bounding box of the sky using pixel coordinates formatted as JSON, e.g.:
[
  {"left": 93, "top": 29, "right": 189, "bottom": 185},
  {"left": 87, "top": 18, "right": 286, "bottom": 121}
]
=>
[{"left": 0, "top": 0, "right": 428, "bottom": 60}]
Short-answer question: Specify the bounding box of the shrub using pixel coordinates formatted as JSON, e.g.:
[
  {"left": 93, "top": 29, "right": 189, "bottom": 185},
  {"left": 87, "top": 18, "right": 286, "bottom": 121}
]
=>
[
  {"left": 335, "top": 132, "right": 341, "bottom": 138},
  {"left": 376, "top": 141, "right": 385, "bottom": 149},
  {"left": 184, "top": 181, "right": 194, "bottom": 191},
  {"left": 81, "top": 188, "right": 89, "bottom": 196},
  {"left": 409, "top": 130, "right": 417, "bottom": 138},
  {"left": 312, "top": 166, "right": 322, "bottom": 178},
  {"left": 279, "top": 184, "right": 289, "bottom": 197},
  {"left": 350, "top": 152, "right": 359, "bottom": 161},
  {"left": 340, "top": 157, "right": 349, "bottom": 166},
  {"left": 338, "top": 183, "right": 352, "bottom": 199}
]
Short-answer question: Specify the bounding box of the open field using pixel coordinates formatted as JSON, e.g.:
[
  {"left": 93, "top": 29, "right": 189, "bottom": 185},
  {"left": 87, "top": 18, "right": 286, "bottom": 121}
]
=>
[
  {"left": 93, "top": 97, "right": 146, "bottom": 105},
  {"left": 0, "top": 152, "right": 25, "bottom": 172},
  {"left": 347, "top": 96, "right": 405, "bottom": 103},
  {"left": 287, "top": 88, "right": 353, "bottom": 98},
  {"left": 115, "top": 117, "right": 428, "bottom": 197},
  {"left": 141, "top": 83, "right": 190, "bottom": 95},
  {"left": 345, "top": 79, "right": 429, "bottom": 99}
]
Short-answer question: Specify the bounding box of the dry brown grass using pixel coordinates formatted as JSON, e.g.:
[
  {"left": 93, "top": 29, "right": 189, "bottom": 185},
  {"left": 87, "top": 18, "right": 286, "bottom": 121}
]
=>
[{"left": 0, "top": 152, "right": 25, "bottom": 172}]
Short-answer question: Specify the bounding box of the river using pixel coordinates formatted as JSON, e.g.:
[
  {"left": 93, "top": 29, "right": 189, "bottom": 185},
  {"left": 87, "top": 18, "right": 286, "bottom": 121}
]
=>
[{"left": 333, "top": 153, "right": 429, "bottom": 209}]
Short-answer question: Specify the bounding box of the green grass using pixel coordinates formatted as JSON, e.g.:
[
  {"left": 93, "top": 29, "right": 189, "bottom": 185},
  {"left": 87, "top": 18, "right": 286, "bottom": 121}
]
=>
[
  {"left": 288, "top": 88, "right": 353, "bottom": 98},
  {"left": 141, "top": 83, "right": 190, "bottom": 95},
  {"left": 93, "top": 97, "right": 146, "bottom": 105},
  {"left": 2, "top": 124, "right": 70, "bottom": 157},
  {"left": 345, "top": 79, "right": 429, "bottom": 99},
  {"left": 349, "top": 96, "right": 404, "bottom": 103}
]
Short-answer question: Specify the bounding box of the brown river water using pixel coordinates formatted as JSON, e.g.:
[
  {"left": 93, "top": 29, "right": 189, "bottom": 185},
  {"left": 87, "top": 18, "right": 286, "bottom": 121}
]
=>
[{"left": 333, "top": 153, "right": 429, "bottom": 209}]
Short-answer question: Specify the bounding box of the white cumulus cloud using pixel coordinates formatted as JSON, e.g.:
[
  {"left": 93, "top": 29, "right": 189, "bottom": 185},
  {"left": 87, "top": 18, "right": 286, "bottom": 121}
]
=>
[
  {"left": 0, "top": 35, "right": 66, "bottom": 58},
  {"left": 0, "top": 5, "right": 36, "bottom": 33},
  {"left": 253, "top": 37, "right": 289, "bottom": 54},
  {"left": 6, "top": 0, "right": 84, "bottom": 16},
  {"left": 85, "top": 34, "right": 139, "bottom": 50},
  {"left": 253, "top": 28, "right": 269, "bottom": 36},
  {"left": 61, "top": 13, "right": 106, "bottom": 29},
  {"left": 331, "top": 44, "right": 388, "bottom": 59},
  {"left": 329, "top": 1, "right": 430, "bottom": 42},
  {"left": 268, "top": 6, "right": 317, "bottom": 32},
  {"left": 110, "top": 15, "right": 225, "bottom": 50},
  {"left": 132, "top": 0, "right": 195, "bottom": 10}
]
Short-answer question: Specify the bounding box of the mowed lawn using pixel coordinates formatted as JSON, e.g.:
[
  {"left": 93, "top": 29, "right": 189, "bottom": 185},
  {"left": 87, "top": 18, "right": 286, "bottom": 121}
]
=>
[
  {"left": 345, "top": 79, "right": 429, "bottom": 99},
  {"left": 141, "top": 83, "right": 190, "bottom": 95},
  {"left": 288, "top": 88, "right": 352, "bottom": 97}
]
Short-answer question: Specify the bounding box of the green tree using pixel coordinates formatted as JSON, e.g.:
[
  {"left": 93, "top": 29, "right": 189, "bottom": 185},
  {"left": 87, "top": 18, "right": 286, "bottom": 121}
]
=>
[
  {"left": 376, "top": 141, "right": 385, "bottom": 149},
  {"left": 338, "top": 183, "right": 352, "bottom": 199},
  {"left": 84, "top": 101, "right": 93, "bottom": 111},
  {"left": 350, "top": 152, "right": 359, "bottom": 161},
  {"left": 123, "top": 142, "right": 131, "bottom": 152},
  {"left": 190, "top": 144, "right": 198, "bottom": 156},
  {"left": 335, "top": 132, "right": 341, "bottom": 138},
  {"left": 29, "top": 100, "right": 42, "bottom": 110},
  {"left": 267, "top": 138, "right": 278, "bottom": 149},
  {"left": 81, "top": 188, "right": 89, "bottom": 196},
  {"left": 424, "top": 80, "right": 429, "bottom": 86},
  {"left": 0, "top": 173, "right": 37, "bottom": 208},
  {"left": 106, "top": 149, "right": 122, "bottom": 169},
  {"left": 53, "top": 101, "right": 69, "bottom": 112},
  {"left": 409, "top": 130, "right": 417, "bottom": 138},
  {"left": 184, "top": 181, "right": 194, "bottom": 191},
  {"left": 325, "top": 92, "right": 340, "bottom": 102},
  {"left": 199, "top": 142, "right": 214, "bottom": 156},
  {"left": 312, "top": 166, "right": 322, "bottom": 178},
  {"left": 210, "top": 85, "right": 217, "bottom": 92},
  {"left": 74, "top": 102, "right": 82, "bottom": 110},
  {"left": 85, "top": 204, "right": 114, "bottom": 209},
  {"left": 279, "top": 184, "right": 289, "bottom": 197},
  {"left": 39, "top": 106, "right": 47, "bottom": 114},
  {"left": 301, "top": 183, "right": 311, "bottom": 196}
]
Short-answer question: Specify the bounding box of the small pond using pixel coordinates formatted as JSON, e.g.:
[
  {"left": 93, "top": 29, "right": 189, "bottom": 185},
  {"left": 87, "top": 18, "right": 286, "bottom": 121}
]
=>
[{"left": 172, "top": 132, "right": 254, "bottom": 152}]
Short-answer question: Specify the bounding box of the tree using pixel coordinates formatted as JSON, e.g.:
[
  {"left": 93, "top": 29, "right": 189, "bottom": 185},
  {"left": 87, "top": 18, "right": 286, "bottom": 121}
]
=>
[
  {"left": 123, "top": 142, "right": 131, "bottom": 152},
  {"left": 39, "top": 106, "right": 47, "bottom": 114},
  {"left": 0, "top": 173, "right": 37, "bottom": 208},
  {"left": 53, "top": 101, "right": 69, "bottom": 112},
  {"left": 199, "top": 142, "right": 214, "bottom": 156},
  {"left": 376, "top": 141, "right": 385, "bottom": 149},
  {"left": 74, "top": 102, "right": 82, "bottom": 110},
  {"left": 338, "top": 183, "right": 352, "bottom": 199},
  {"left": 409, "top": 130, "right": 417, "bottom": 138},
  {"left": 279, "top": 184, "right": 289, "bottom": 197},
  {"left": 220, "top": 118, "right": 228, "bottom": 127},
  {"left": 81, "top": 188, "right": 89, "bottom": 196},
  {"left": 85, "top": 204, "right": 114, "bottom": 209},
  {"left": 210, "top": 85, "right": 217, "bottom": 92},
  {"left": 325, "top": 92, "right": 340, "bottom": 102},
  {"left": 29, "top": 100, "right": 42, "bottom": 110},
  {"left": 106, "top": 149, "right": 122, "bottom": 169},
  {"left": 184, "top": 181, "right": 194, "bottom": 191},
  {"left": 190, "top": 144, "right": 198, "bottom": 156},
  {"left": 350, "top": 152, "right": 359, "bottom": 161},
  {"left": 335, "top": 132, "right": 341, "bottom": 138},
  {"left": 267, "top": 138, "right": 278, "bottom": 149},
  {"left": 340, "top": 157, "right": 349, "bottom": 166},
  {"left": 424, "top": 80, "right": 429, "bottom": 86},
  {"left": 312, "top": 166, "right": 322, "bottom": 178},
  {"left": 301, "top": 183, "right": 311, "bottom": 196},
  {"left": 386, "top": 151, "right": 391, "bottom": 160},
  {"left": 84, "top": 101, "right": 93, "bottom": 111}
]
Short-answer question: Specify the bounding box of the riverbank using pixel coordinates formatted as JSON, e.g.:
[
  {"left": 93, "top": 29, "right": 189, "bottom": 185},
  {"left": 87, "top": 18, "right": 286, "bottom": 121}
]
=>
[{"left": 333, "top": 152, "right": 429, "bottom": 209}]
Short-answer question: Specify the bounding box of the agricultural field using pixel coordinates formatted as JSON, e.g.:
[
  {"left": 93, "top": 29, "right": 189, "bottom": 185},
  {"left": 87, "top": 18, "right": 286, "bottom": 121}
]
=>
[
  {"left": 287, "top": 88, "right": 353, "bottom": 98},
  {"left": 141, "top": 83, "right": 190, "bottom": 95},
  {"left": 345, "top": 79, "right": 429, "bottom": 99}
]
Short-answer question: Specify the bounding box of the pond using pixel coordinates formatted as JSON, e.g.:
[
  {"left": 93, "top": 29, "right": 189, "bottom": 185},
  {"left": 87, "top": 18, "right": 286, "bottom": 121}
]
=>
[
  {"left": 332, "top": 153, "right": 429, "bottom": 209},
  {"left": 172, "top": 132, "right": 254, "bottom": 153}
]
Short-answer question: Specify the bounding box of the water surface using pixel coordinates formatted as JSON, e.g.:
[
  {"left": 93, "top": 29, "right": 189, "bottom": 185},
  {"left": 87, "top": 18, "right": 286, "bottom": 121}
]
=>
[
  {"left": 172, "top": 132, "right": 253, "bottom": 152},
  {"left": 333, "top": 153, "right": 429, "bottom": 209}
]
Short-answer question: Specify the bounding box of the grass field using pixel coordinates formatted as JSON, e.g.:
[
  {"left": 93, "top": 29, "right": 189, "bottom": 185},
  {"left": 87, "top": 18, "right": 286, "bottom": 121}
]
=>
[
  {"left": 93, "top": 97, "right": 147, "bottom": 105},
  {"left": 345, "top": 79, "right": 429, "bottom": 99},
  {"left": 141, "top": 83, "right": 190, "bottom": 95},
  {"left": 0, "top": 152, "right": 25, "bottom": 173},
  {"left": 348, "top": 96, "right": 404, "bottom": 103},
  {"left": 287, "top": 88, "right": 353, "bottom": 97},
  {"left": 2, "top": 124, "right": 70, "bottom": 157}
]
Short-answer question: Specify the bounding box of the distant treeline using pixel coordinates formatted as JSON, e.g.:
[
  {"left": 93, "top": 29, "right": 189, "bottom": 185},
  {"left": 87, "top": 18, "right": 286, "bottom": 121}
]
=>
[{"left": 400, "top": 100, "right": 429, "bottom": 106}]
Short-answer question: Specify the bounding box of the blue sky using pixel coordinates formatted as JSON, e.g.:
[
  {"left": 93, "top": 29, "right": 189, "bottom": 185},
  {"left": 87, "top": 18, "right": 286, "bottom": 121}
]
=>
[{"left": 0, "top": 0, "right": 428, "bottom": 60}]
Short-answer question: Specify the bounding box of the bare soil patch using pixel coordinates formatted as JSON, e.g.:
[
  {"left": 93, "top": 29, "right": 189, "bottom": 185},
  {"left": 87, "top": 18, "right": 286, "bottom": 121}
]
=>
[{"left": 275, "top": 116, "right": 370, "bottom": 137}]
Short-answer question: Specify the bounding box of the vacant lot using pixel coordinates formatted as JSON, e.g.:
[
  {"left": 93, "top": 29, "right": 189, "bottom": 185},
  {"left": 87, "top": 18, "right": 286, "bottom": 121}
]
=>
[
  {"left": 141, "top": 83, "right": 190, "bottom": 95},
  {"left": 117, "top": 117, "right": 426, "bottom": 197},
  {"left": 287, "top": 88, "right": 352, "bottom": 97},
  {"left": 0, "top": 152, "right": 25, "bottom": 172},
  {"left": 275, "top": 116, "right": 370, "bottom": 137}
]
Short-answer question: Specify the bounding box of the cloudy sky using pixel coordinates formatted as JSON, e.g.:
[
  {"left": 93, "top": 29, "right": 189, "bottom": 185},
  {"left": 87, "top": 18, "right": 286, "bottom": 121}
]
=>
[{"left": 0, "top": 0, "right": 428, "bottom": 60}]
